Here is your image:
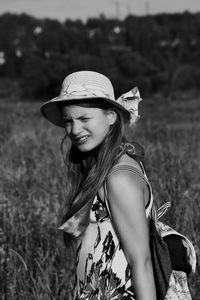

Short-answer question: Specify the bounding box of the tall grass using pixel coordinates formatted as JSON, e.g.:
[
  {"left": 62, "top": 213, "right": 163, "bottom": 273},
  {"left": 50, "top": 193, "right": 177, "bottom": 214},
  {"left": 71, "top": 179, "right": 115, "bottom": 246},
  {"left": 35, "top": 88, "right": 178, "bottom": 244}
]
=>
[
  {"left": 0, "top": 101, "right": 74, "bottom": 299},
  {"left": 0, "top": 93, "right": 199, "bottom": 299}
]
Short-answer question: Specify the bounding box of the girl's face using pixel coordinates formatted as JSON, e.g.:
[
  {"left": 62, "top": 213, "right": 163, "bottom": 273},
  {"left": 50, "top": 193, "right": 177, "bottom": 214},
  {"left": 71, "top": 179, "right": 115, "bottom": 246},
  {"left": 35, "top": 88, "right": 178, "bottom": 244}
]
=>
[{"left": 62, "top": 104, "right": 116, "bottom": 152}]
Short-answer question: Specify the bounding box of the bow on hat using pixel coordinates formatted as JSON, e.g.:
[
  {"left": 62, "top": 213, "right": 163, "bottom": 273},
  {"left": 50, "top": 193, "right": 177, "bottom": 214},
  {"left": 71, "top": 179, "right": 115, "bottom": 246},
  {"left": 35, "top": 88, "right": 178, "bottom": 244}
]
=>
[{"left": 117, "top": 86, "right": 142, "bottom": 126}]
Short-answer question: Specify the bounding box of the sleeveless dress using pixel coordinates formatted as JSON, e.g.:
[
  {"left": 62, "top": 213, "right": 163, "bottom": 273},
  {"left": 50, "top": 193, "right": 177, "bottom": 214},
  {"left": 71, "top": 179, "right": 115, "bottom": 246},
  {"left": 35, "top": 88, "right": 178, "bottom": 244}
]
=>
[{"left": 65, "top": 163, "right": 194, "bottom": 300}]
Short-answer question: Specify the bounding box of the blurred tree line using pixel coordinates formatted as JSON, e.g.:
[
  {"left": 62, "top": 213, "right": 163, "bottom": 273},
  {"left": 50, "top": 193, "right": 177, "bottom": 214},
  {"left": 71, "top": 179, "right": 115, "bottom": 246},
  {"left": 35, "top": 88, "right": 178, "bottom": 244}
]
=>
[{"left": 0, "top": 11, "right": 200, "bottom": 99}]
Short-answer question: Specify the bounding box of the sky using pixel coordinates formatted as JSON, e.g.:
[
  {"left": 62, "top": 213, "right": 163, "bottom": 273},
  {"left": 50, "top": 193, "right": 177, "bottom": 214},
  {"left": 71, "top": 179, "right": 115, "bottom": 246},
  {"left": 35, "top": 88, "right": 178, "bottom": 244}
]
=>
[{"left": 0, "top": 0, "right": 200, "bottom": 22}]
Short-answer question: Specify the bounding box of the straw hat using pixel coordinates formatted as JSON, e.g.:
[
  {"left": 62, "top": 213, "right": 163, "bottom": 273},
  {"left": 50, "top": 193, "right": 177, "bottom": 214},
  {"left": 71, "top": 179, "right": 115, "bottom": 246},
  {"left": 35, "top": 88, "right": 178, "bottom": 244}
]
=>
[{"left": 41, "top": 71, "right": 131, "bottom": 127}]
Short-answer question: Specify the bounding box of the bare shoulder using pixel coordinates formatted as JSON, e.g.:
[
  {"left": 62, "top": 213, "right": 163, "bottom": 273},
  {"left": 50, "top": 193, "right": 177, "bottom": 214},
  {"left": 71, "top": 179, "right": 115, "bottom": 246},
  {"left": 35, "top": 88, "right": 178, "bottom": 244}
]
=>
[
  {"left": 107, "top": 153, "right": 149, "bottom": 199},
  {"left": 106, "top": 154, "right": 149, "bottom": 207},
  {"left": 98, "top": 154, "right": 144, "bottom": 200},
  {"left": 107, "top": 153, "right": 144, "bottom": 187},
  {"left": 117, "top": 153, "right": 143, "bottom": 172}
]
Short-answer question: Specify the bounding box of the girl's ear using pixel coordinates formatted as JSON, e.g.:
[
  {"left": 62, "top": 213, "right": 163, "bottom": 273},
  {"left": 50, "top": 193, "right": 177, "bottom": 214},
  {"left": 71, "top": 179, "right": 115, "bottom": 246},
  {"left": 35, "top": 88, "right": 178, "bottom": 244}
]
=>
[{"left": 106, "top": 110, "right": 117, "bottom": 125}]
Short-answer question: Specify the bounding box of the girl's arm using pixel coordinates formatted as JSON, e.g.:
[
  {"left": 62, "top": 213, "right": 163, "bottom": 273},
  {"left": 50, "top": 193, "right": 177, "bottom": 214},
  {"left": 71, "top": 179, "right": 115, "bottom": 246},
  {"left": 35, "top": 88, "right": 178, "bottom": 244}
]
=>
[{"left": 107, "top": 164, "right": 156, "bottom": 300}]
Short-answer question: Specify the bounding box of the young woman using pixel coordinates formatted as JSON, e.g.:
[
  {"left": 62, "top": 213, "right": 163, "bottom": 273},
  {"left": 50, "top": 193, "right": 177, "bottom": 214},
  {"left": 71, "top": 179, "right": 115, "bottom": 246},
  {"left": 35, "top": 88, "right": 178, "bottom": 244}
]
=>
[{"left": 41, "top": 71, "right": 194, "bottom": 300}]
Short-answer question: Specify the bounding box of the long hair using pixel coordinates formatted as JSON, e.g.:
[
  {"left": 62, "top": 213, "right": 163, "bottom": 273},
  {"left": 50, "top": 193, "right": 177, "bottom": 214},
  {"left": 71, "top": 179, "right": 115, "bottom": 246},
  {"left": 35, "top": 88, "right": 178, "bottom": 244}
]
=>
[
  {"left": 60, "top": 102, "right": 144, "bottom": 249},
  {"left": 61, "top": 103, "right": 125, "bottom": 211}
]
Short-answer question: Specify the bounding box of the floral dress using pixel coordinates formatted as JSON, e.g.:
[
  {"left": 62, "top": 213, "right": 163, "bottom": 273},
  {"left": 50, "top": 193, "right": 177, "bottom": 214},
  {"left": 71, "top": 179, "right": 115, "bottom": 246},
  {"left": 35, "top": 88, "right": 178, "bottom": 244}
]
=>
[{"left": 68, "top": 164, "right": 195, "bottom": 300}]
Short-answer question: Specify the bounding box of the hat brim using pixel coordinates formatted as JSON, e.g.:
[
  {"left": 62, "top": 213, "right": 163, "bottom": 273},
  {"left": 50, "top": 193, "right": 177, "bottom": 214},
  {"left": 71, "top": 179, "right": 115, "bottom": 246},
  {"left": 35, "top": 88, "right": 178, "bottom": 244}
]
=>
[{"left": 41, "top": 96, "right": 130, "bottom": 127}]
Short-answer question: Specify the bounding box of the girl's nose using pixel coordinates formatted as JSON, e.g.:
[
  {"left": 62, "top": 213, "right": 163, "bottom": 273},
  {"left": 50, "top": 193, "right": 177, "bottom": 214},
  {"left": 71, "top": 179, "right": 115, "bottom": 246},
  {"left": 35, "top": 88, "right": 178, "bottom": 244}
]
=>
[{"left": 71, "top": 121, "right": 83, "bottom": 136}]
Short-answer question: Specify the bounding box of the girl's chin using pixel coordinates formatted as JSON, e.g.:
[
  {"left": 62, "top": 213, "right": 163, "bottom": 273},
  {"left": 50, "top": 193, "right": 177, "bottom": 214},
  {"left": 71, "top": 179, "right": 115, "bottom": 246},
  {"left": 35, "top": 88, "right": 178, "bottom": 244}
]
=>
[
  {"left": 75, "top": 141, "right": 99, "bottom": 153},
  {"left": 76, "top": 145, "right": 93, "bottom": 152}
]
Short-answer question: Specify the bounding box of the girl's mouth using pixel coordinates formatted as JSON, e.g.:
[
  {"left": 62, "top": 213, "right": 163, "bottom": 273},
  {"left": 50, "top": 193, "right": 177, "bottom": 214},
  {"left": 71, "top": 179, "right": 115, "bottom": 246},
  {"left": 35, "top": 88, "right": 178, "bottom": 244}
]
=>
[{"left": 74, "top": 135, "right": 89, "bottom": 145}]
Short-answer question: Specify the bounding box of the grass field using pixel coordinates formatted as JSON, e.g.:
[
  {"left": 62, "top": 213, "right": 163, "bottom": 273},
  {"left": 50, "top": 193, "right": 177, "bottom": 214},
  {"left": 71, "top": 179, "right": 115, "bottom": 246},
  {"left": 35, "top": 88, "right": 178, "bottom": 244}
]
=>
[{"left": 0, "top": 91, "right": 200, "bottom": 299}]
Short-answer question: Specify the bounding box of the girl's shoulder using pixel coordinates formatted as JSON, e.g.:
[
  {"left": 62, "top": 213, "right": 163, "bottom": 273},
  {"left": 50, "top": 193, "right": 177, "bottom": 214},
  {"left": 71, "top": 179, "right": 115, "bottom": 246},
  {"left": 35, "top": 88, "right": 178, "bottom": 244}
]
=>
[
  {"left": 115, "top": 153, "right": 143, "bottom": 172},
  {"left": 98, "top": 154, "right": 148, "bottom": 202},
  {"left": 107, "top": 153, "right": 149, "bottom": 191},
  {"left": 106, "top": 154, "right": 151, "bottom": 208}
]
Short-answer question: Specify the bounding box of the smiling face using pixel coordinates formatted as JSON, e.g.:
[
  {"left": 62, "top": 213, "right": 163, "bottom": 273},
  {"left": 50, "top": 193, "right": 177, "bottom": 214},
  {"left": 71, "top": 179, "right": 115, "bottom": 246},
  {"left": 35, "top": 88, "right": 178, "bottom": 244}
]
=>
[{"left": 61, "top": 104, "right": 117, "bottom": 152}]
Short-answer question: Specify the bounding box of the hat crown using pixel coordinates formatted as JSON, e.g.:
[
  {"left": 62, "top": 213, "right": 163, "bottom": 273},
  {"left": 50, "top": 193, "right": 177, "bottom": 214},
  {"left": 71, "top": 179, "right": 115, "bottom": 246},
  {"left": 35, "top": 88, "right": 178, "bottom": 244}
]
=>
[
  {"left": 41, "top": 70, "right": 131, "bottom": 127},
  {"left": 59, "top": 71, "right": 115, "bottom": 100}
]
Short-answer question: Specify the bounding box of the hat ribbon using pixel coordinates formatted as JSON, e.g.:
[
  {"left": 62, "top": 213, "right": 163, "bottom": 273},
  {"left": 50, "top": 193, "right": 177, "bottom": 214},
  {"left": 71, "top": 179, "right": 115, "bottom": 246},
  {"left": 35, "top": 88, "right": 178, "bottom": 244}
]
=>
[
  {"left": 60, "top": 84, "right": 112, "bottom": 100},
  {"left": 117, "top": 86, "right": 142, "bottom": 126}
]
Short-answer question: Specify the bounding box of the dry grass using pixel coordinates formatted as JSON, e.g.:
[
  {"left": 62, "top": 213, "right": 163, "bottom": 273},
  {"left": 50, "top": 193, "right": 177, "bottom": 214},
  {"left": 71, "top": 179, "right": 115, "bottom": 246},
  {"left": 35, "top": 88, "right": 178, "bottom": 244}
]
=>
[{"left": 0, "top": 93, "right": 199, "bottom": 299}]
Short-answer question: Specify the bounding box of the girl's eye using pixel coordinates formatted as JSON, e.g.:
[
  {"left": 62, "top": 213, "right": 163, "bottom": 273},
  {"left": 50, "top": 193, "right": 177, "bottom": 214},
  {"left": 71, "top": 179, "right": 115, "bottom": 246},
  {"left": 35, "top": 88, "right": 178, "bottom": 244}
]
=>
[
  {"left": 81, "top": 118, "right": 90, "bottom": 122},
  {"left": 64, "top": 119, "right": 72, "bottom": 125}
]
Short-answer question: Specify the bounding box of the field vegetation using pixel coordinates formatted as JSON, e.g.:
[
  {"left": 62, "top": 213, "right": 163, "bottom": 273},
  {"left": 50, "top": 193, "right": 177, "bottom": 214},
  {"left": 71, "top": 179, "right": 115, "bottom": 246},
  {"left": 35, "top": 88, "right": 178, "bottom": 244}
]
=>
[{"left": 0, "top": 89, "right": 199, "bottom": 299}]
